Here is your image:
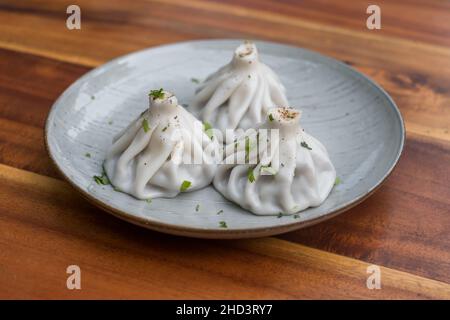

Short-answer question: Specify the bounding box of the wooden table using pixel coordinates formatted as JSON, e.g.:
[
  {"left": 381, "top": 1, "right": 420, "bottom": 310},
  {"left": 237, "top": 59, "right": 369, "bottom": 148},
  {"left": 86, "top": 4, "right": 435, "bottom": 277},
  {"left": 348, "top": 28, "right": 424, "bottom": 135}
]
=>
[{"left": 0, "top": 0, "right": 449, "bottom": 299}]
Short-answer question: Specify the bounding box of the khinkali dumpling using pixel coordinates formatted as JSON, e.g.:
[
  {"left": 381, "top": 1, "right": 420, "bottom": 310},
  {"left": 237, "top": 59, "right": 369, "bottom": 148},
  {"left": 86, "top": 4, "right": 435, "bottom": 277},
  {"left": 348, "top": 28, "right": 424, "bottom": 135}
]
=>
[
  {"left": 213, "top": 107, "right": 336, "bottom": 215},
  {"left": 190, "top": 41, "right": 288, "bottom": 136},
  {"left": 104, "top": 90, "right": 219, "bottom": 200}
]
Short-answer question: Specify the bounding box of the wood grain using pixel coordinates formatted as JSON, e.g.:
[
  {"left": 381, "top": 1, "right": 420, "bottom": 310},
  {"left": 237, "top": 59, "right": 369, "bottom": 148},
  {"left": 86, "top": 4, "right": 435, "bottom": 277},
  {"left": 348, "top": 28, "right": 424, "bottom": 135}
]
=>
[
  {"left": 0, "top": 163, "right": 449, "bottom": 299},
  {"left": 0, "top": 49, "right": 89, "bottom": 178},
  {"left": 0, "top": 47, "right": 448, "bottom": 284},
  {"left": 0, "top": 0, "right": 449, "bottom": 141},
  {"left": 207, "top": 0, "right": 450, "bottom": 47}
]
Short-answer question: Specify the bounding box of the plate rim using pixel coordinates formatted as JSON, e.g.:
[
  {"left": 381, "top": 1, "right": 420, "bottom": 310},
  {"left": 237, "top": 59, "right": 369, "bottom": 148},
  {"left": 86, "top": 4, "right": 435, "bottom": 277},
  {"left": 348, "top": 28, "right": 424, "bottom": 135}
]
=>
[{"left": 44, "top": 39, "right": 405, "bottom": 239}]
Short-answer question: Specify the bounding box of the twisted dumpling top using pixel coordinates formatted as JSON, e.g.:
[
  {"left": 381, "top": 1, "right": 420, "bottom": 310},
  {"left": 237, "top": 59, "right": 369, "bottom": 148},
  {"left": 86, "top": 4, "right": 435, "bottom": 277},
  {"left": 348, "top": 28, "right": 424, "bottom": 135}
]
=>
[{"left": 190, "top": 42, "right": 289, "bottom": 138}]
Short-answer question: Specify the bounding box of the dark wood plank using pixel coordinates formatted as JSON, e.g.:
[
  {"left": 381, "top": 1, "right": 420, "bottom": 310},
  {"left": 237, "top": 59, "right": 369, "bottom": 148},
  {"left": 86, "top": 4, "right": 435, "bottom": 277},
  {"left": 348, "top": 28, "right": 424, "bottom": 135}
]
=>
[
  {"left": 1, "top": 163, "right": 449, "bottom": 299},
  {"left": 0, "top": 49, "right": 89, "bottom": 178}
]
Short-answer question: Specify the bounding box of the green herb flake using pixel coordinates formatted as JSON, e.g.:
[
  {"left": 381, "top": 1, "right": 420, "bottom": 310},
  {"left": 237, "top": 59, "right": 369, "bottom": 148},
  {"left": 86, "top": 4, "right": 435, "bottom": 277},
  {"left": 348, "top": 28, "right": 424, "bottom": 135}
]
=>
[
  {"left": 195, "top": 204, "right": 200, "bottom": 212},
  {"left": 268, "top": 114, "right": 274, "bottom": 122},
  {"left": 277, "top": 212, "right": 283, "bottom": 218},
  {"left": 191, "top": 78, "right": 200, "bottom": 84},
  {"left": 85, "top": 153, "right": 91, "bottom": 158},
  {"left": 293, "top": 214, "right": 300, "bottom": 219},
  {"left": 247, "top": 167, "right": 255, "bottom": 183},
  {"left": 203, "top": 122, "right": 214, "bottom": 140},
  {"left": 180, "top": 180, "right": 192, "bottom": 192},
  {"left": 245, "top": 136, "right": 251, "bottom": 162},
  {"left": 260, "top": 165, "right": 277, "bottom": 176},
  {"left": 203, "top": 122, "right": 212, "bottom": 131},
  {"left": 108, "top": 120, "right": 113, "bottom": 125},
  {"left": 91, "top": 95, "right": 95, "bottom": 100},
  {"left": 146, "top": 198, "right": 152, "bottom": 204},
  {"left": 219, "top": 221, "right": 228, "bottom": 228},
  {"left": 217, "top": 209, "right": 224, "bottom": 215},
  {"left": 93, "top": 172, "right": 109, "bottom": 185},
  {"left": 300, "top": 141, "right": 312, "bottom": 150},
  {"left": 149, "top": 88, "right": 165, "bottom": 100},
  {"left": 162, "top": 126, "right": 168, "bottom": 132},
  {"left": 142, "top": 118, "right": 150, "bottom": 133},
  {"left": 334, "top": 177, "right": 342, "bottom": 186}
]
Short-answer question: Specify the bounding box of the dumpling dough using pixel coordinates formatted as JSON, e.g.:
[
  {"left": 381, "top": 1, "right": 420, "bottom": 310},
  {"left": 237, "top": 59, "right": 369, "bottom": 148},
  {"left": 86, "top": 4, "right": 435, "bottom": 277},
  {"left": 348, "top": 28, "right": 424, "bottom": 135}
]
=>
[
  {"left": 213, "top": 107, "right": 336, "bottom": 215},
  {"left": 104, "top": 91, "right": 219, "bottom": 200},
  {"left": 190, "top": 41, "right": 288, "bottom": 136}
]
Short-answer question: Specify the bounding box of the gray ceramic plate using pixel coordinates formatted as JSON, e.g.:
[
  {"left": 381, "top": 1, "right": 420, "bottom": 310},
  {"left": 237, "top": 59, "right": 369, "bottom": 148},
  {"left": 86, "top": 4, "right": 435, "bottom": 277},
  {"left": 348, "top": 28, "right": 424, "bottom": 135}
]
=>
[{"left": 45, "top": 39, "right": 404, "bottom": 239}]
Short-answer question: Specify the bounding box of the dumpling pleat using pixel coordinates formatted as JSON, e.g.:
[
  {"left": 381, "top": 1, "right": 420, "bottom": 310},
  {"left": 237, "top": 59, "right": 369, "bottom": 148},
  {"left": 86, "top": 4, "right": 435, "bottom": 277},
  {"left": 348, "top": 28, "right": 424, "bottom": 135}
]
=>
[
  {"left": 133, "top": 125, "right": 176, "bottom": 198},
  {"left": 113, "top": 122, "right": 154, "bottom": 184},
  {"left": 203, "top": 75, "right": 244, "bottom": 122},
  {"left": 228, "top": 76, "right": 258, "bottom": 129},
  {"left": 108, "top": 116, "right": 144, "bottom": 157}
]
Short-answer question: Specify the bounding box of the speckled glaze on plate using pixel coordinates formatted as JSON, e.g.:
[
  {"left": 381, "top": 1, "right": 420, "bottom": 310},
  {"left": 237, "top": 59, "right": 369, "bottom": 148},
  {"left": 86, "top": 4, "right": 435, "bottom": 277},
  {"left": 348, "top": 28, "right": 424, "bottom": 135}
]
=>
[{"left": 45, "top": 39, "right": 404, "bottom": 239}]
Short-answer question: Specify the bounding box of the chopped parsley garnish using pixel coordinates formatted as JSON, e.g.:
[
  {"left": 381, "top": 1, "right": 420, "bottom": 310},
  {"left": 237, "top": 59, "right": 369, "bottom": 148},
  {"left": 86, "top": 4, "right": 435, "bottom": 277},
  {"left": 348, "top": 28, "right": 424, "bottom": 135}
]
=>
[
  {"left": 91, "top": 95, "right": 95, "bottom": 100},
  {"left": 85, "top": 152, "right": 91, "bottom": 158},
  {"left": 162, "top": 126, "right": 168, "bottom": 132},
  {"left": 191, "top": 78, "right": 200, "bottom": 84},
  {"left": 216, "top": 209, "right": 223, "bottom": 215},
  {"left": 293, "top": 214, "right": 300, "bottom": 219},
  {"left": 112, "top": 185, "right": 122, "bottom": 192},
  {"left": 277, "top": 212, "right": 283, "bottom": 218},
  {"left": 203, "top": 122, "right": 212, "bottom": 131},
  {"left": 142, "top": 118, "right": 150, "bottom": 133},
  {"left": 245, "top": 136, "right": 251, "bottom": 162},
  {"left": 203, "top": 122, "right": 214, "bottom": 140},
  {"left": 180, "top": 180, "right": 192, "bottom": 192},
  {"left": 247, "top": 167, "right": 255, "bottom": 183},
  {"left": 334, "top": 177, "right": 342, "bottom": 186},
  {"left": 149, "top": 88, "right": 165, "bottom": 100},
  {"left": 195, "top": 204, "right": 200, "bottom": 212},
  {"left": 93, "top": 172, "right": 109, "bottom": 185},
  {"left": 268, "top": 113, "right": 274, "bottom": 122},
  {"left": 260, "top": 165, "right": 277, "bottom": 175},
  {"left": 219, "top": 221, "right": 228, "bottom": 228},
  {"left": 146, "top": 198, "right": 152, "bottom": 204},
  {"left": 108, "top": 120, "right": 113, "bottom": 125},
  {"left": 300, "top": 141, "right": 312, "bottom": 150}
]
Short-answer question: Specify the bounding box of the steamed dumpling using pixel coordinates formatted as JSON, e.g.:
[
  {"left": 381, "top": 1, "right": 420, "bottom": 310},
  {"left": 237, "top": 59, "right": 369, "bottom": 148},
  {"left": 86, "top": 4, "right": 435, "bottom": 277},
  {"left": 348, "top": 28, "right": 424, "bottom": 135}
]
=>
[
  {"left": 104, "top": 90, "right": 219, "bottom": 200},
  {"left": 190, "top": 41, "right": 288, "bottom": 135},
  {"left": 213, "top": 107, "right": 336, "bottom": 215}
]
